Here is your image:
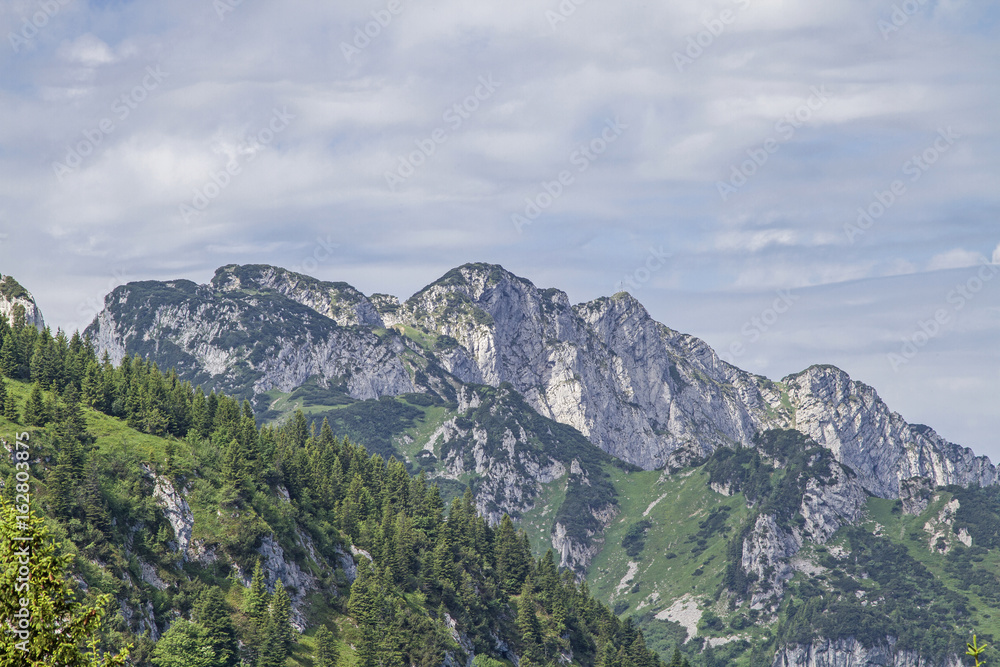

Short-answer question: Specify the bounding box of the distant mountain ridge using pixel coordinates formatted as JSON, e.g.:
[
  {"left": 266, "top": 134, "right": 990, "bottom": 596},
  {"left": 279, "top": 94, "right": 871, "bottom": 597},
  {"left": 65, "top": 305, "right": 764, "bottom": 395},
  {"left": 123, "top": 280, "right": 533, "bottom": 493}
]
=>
[
  {"left": 7, "top": 261, "right": 999, "bottom": 667},
  {"left": 85, "top": 262, "right": 996, "bottom": 501}
]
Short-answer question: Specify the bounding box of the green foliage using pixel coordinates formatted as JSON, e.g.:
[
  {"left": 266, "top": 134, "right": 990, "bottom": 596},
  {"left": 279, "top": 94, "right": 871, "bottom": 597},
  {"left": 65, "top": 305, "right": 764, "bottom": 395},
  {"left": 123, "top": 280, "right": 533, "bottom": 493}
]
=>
[
  {"left": 152, "top": 620, "right": 218, "bottom": 667},
  {"left": 622, "top": 520, "right": 652, "bottom": 559},
  {"left": 0, "top": 499, "right": 129, "bottom": 665},
  {"left": 315, "top": 625, "right": 339, "bottom": 667}
]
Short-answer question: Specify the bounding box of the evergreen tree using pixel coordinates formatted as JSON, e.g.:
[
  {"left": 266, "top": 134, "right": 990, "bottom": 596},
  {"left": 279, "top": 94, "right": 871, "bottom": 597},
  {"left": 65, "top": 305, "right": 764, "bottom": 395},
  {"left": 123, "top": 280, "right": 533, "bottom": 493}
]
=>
[
  {"left": 315, "top": 625, "right": 339, "bottom": 667},
  {"left": 269, "top": 579, "right": 294, "bottom": 656},
  {"left": 195, "top": 587, "right": 239, "bottom": 667},
  {"left": 495, "top": 514, "right": 527, "bottom": 594},
  {"left": 517, "top": 578, "right": 543, "bottom": 666},
  {"left": 3, "top": 391, "right": 18, "bottom": 422},
  {"left": 0, "top": 499, "right": 129, "bottom": 665},
  {"left": 242, "top": 560, "right": 270, "bottom": 665},
  {"left": 151, "top": 620, "right": 217, "bottom": 667},
  {"left": 0, "top": 335, "right": 17, "bottom": 378},
  {"left": 23, "top": 380, "right": 47, "bottom": 426}
]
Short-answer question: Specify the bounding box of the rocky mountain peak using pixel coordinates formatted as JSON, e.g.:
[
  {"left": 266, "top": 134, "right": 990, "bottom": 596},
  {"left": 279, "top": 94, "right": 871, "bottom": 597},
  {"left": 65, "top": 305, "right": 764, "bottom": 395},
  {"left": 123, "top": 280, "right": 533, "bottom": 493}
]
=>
[
  {"left": 0, "top": 274, "right": 45, "bottom": 330},
  {"left": 211, "top": 264, "right": 383, "bottom": 328},
  {"left": 410, "top": 262, "right": 537, "bottom": 304}
]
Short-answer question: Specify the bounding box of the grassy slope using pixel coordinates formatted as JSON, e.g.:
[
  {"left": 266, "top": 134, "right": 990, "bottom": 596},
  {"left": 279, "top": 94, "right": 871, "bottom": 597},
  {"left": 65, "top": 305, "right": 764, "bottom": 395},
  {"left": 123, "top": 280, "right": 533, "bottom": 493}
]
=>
[
  {"left": 579, "top": 456, "right": 999, "bottom": 665},
  {"left": 0, "top": 378, "right": 361, "bottom": 667}
]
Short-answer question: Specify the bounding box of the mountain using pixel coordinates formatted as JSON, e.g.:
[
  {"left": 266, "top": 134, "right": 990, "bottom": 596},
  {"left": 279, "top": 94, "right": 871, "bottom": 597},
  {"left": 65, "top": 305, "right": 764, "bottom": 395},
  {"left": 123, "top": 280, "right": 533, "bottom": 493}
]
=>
[
  {"left": 0, "top": 273, "right": 45, "bottom": 330},
  {"left": 80, "top": 262, "right": 999, "bottom": 666},
  {"left": 85, "top": 262, "right": 995, "bottom": 498},
  {"left": 0, "top": 351, "right": 663, "bottom": 667}
]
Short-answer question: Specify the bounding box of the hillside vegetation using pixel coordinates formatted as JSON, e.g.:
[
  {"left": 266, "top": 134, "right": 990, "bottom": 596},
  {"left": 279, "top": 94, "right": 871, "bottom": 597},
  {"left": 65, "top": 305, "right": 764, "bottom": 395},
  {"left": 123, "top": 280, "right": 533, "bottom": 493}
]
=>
[{"left": 0, "top": 316, "right": 663, "bottom": 667}]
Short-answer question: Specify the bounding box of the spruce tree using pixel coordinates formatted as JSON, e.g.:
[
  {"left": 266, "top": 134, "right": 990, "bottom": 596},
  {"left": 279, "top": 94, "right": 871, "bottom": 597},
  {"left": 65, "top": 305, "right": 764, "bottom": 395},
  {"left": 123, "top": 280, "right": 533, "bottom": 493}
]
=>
[
  {"left": 517, "top": 578, "right": 543, "bottom": 666},
  {"left": 0, "top": 335, "right": 17, "bottom": 379},
  {"left": 270, "top": 579, "right": 294, "bottom": 656},
  {"left": 195, "top": 587, "right": 239, "bottom": 667},
  {"left": 23, "top": 381, "right": 47, "bottom": 426},
  {"left": 242, "top": 560, "right": 270, "bottom": 665},
  {"left": 3, "top": 392, "right": 18, "bottom": 422},
  {"left": 495, "top": 514, "right": 526, "bottom": 594},
  {"left": 315, "top": 625, "right": 338, "bottom": 667}
]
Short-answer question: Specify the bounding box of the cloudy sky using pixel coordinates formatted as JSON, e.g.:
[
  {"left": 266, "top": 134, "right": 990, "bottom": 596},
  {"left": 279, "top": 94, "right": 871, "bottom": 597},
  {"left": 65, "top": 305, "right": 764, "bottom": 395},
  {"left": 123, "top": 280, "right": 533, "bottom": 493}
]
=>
[{"left": 1, "top": 0, "right": 998, "bottom": 461}]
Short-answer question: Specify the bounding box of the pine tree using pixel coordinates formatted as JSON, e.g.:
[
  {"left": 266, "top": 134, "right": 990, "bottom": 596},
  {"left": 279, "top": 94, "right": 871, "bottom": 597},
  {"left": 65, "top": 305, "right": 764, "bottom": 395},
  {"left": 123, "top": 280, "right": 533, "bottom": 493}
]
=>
[{"left": 315, "top": 625, "right": 338, "bottom": 667}]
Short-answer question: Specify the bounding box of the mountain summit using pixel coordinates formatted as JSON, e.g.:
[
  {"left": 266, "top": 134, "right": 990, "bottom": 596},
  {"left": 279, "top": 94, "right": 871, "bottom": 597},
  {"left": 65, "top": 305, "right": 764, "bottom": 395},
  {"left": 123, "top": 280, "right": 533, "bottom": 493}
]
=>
[{"left": 87, "top": 262, "right": 995, "bottom": 498}]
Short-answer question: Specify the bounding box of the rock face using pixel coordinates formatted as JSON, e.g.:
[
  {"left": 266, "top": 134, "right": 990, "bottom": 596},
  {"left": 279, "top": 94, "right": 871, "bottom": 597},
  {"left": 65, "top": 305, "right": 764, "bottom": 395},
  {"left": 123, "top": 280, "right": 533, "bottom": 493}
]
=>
[
  {"left": 428, "top": 384, "right": 616, "bottom": 571},
  {"left": 773, "top": 638, "right": 963, "bottom": 667},
  {"left": 150, "top": 472, "right": 194, "bottom": 560},
  {"left": 391, "top": 264, "right": 777, "bottom": 470},
  {"left": 778, "top": 365, "right": 997, "bottom": 498},
  {"left": 84, "top": 266, "right": 415, "bottom": 401},
  {"left": 0, "top": 275, "right": 45, "bottom": 330},
  {"left": 85, "top": 262, "right": 996, "bottom": 504}
]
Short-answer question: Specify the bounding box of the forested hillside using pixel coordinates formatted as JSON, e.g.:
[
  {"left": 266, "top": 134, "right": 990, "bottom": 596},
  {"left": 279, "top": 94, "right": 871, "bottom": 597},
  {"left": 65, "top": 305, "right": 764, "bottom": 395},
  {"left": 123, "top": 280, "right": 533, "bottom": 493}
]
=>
[{"left": 0, "top": 312, "right": 665, "bottom": 667}]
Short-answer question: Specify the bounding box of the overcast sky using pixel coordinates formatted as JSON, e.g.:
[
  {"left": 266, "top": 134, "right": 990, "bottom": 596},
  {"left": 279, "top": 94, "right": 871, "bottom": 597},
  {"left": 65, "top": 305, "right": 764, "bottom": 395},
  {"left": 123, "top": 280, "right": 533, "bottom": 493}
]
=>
[{"left": 1, "top": 0, "right": 997, "bottom": 462}]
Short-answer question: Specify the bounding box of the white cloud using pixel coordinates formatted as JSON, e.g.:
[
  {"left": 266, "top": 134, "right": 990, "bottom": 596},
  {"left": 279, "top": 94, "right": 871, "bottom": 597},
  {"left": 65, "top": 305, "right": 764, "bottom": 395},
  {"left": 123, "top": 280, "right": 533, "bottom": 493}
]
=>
[
  {"left": 992, "top": 242, "right": 1000, "bottom": 265},
  {"left": 927, "top": 248, "right": 987, "bottom": 271},
  {"left": 57, "top": 34, "right": 118, "bottom": 67}
]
